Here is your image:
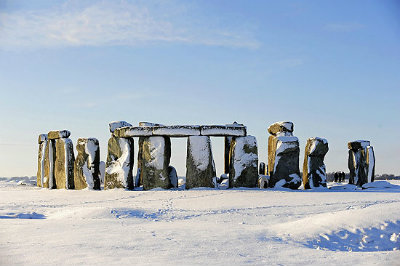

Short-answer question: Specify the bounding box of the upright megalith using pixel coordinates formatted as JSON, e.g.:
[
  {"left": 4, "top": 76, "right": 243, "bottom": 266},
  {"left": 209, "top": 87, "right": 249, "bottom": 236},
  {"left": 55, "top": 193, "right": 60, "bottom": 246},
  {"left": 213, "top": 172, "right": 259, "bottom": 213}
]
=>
[
  {"left": 37, "top": 134, "right": 47, "bottom": 187},
  {"left": 74, "top": 138, "right": 101, "bottom": 190},
  {"left": 186, "top": 136, "right": 216, "bottom": 189},
  {"left": 302, "top": 137, "right": 329, "bottom": 189},
  {"left": 105, "top": 121, "right": 134, "bottom": 190},
  {"left": 42, "top": 130, "right": 75, "bottom": 189},
  {"left": 348, "top": 140, "right": 374, "bottom": 186},
  {"left": 229, "top": 136, "right": 258, "bottom": 188},
  {"left": 141, "top": 136, "right": 171, "bottom": 190},
  {"left": 267, "top": 121, "right": 301, "bottom": 189}
]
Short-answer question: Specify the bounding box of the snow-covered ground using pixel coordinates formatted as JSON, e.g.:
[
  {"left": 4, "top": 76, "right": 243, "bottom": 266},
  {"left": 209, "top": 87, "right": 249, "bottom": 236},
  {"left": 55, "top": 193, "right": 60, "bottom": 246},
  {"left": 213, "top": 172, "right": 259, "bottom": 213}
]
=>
[{"left": 0, "top": 177, "right": 399, "bottom": 266}]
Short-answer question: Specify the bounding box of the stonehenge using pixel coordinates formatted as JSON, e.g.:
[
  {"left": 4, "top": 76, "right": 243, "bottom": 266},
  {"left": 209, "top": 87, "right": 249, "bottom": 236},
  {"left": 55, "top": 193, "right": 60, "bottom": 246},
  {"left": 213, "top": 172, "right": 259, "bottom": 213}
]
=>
[
  {"left": 302, "top": 137, "right": 329, "bottom": 189},
  {"left": 35, "top": 120, "right": 375, "bottom": 191},
  {"left": 267, "top": 121, "right": 301, "bottom": 189},
  {"left": 348, "top": 140, "right": 375, "bottom": 187}
]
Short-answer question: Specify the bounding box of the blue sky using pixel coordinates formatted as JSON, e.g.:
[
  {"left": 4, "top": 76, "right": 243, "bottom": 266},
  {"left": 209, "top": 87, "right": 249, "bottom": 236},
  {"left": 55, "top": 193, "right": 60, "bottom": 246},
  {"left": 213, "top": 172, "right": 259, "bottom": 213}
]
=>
[{"left": 0, "top": 0, "right": 399, "bottom": 177}]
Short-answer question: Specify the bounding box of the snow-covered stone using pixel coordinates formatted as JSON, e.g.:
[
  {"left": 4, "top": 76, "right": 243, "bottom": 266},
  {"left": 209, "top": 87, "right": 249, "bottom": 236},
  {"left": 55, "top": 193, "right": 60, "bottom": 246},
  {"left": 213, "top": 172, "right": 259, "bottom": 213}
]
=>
[
  {"left": 218, "top": 178, "right": 229, "bottom": 189},
  {"left": 141, "top": 136, "right": 171, "bottom": 190},
  {"left": 36, "top": 135, "right": 47, "bottom": 187},
  {"left": 348, "top": 140, "right": 370, "bottom": 151},
  {"left": 153, "top": 125, "right": 201, "bottom": 137},
  {"left": 113, "top": 126, "right": 153, "bottom": 138},
  {"left": 267, "top": 121, "right": 294, "bottom": 136},
  {"left": 186, "top": 136, "right": 216, "bottom": 189},
  {"left": 104, "top": 136, "right": 135, "bottom": 190},
  {"left": 74, "top": 138, "right": 101, "bottom": 190},
  {"left": 168, "top": 166, "right": 178, "bottom": 188},
  {"left": 348, "top": 140, "right": 373, "bottom": 187},
  {"left": 43, "top": 140, "right": 55, "bottom": 188},
  {"left": 303, "top": 137, "right": 329, "bottom": 189},
  {"left": 200, "top": 125, "right": 246, "bottom": 137},
  {"left": 99, "top": 161, "right": 105, "bottom": 184},
  {"left": 267, "top": 129, "right": 301, "bottom": 189},
  {"left": 54, "top": 138, "right": 75, "bottom": 189},
  {"left": 258, "top": 175, "right": 269, "bottom": 188},
  {"left": 48, "top": 130, "right": 71, "bottom": 140},
  {"left": 229, "top": 136, "right": 258, "bottom": 188},
  {"left": 139, "top": 122, "right": 164, "bottom": 127},
  {"left": 38, "top": 134, "right": 47, "bottom": 144},
  {"left": 109, "top": 121, "right": 132, "bottom": 133}
]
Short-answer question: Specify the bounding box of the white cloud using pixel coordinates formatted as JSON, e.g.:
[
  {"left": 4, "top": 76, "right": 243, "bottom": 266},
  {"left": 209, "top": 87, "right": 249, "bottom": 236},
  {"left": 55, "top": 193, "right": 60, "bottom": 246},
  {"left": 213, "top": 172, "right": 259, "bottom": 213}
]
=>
[{"left": 0, "top": 0, "right": 260, "bottom": 50}]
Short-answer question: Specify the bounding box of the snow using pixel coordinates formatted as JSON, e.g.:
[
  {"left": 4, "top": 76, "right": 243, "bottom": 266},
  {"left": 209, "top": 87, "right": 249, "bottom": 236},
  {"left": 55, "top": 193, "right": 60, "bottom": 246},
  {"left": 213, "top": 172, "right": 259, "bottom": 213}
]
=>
[
  {"left": 188, "top": 136, "right": 212, "bottom": 171},
  {"left": 232, "top": 136, "right": 257, "bottom": 181},
  {"left": 0, "top": 178, "right": 399, "bottom": 265},
  {"left": 105, "top": 138, "right": 132, "bottom": 187},
  {"left": 200, "top": 125, "right": 246, "bottom": 136},
  {"left": 367, "top": 146, "right": 375, "bottom": 183},
  {"left": 146, "top": 137, "right": 166, "bottom": 170},
  {"left": 109, "top": 121, "right": 132, "bottom": 133},
  {"left": 153, "top": 126, "right": 201, "bottom": 137}
]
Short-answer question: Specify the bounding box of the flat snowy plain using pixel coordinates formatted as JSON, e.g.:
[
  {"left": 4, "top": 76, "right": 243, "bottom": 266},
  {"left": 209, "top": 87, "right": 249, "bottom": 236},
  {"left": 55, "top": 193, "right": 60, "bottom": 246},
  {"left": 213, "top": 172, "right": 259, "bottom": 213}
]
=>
[{"left": 1, "top": 177, "right": 399, "bottom": 266}]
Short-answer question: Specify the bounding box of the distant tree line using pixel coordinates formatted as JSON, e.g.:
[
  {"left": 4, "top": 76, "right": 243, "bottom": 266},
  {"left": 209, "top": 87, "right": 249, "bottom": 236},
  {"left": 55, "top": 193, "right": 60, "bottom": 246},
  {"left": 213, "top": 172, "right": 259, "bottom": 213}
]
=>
[{"left": 325, "top": 172, "right": 400, "bottom": 182}]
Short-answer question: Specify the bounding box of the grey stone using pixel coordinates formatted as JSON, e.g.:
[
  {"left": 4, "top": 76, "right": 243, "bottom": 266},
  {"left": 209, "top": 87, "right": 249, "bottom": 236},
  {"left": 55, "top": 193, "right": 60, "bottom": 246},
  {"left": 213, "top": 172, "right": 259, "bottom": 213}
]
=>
[
  {"left": 74, "top": 138, "right": 101, "bottom": 190},
  {"left": 267, "top": 122, "right": 294, "bottom": 136},
  {"left": 268, "top": 135, "right": 301, "bottom": 189},
  {"left": 224, "top": 136, "right": 233, "bottom": 174},
  {"left": 348, "top": 141, "right": 373, "bottom": 187},
  {"left": 366, "top": 146, "right": 375, "bottom": 183},
  {"left": 348, "top": 140, "right": 370, "bottom": 151},
  {"left": 302, "top": 137, "right": 329, "bottom": 189},
  {"left": 54, "top": 138, "right": 75, "bottom": 189},
  {"left": 113, "top": 126, "right": 153, "bottom": 138},
  {"left": 186, "top": 136, "right": 216, "bottom": 189},
  {"left": 259, "top": 162, "right": 266, "bottom": 175},
  {"left": 109, "top": 121, "right": 132, "bottom": 133},
  {"left": 48, "top": 130, "right": 71, "bottom": 140},
  {"left": 200, "top": 125, "right": 246, "bottom": 137},
  {"left": 168, "top": 166, "right": 178, "bottom": 188},
  {"left": 104, "top": 136, "right": 135, "bottom": 189},
  {"left": 37, "top": 135, "right": 47, "bottom": 187},
  {"left": 43, "top": 139, "right": 56, "bottom": 188},
  {"left": 229, "top": 136, "right": 258, "bottom": 188},
  {"left": 141, "top": 136, "right": 171, "bottom": 190}
]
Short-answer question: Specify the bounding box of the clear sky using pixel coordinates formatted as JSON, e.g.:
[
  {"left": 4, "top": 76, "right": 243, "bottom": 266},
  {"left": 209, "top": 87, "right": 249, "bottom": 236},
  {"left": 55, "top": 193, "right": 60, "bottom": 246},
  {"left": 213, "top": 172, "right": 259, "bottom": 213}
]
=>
[{"left": 0, "top": 0, "right": 399, "bottom": 177}]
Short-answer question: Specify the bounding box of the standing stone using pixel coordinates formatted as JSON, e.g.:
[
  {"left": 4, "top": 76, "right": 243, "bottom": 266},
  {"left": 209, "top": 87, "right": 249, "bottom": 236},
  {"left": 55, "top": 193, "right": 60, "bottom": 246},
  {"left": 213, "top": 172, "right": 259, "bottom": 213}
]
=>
[
  {"left": 168, "top": 166, "right": 178, "bottom": 188},
  {"left": 366, "top": 146, "right": 375, "bottom": 183},
  {"left": 37, "top": 134, "right": 47, "bottom": 187},
  {"left": 224, "top": 136, "right": 233, "bottom": 174},
  {"left": 186, "top": 136, "right": 216, "bottom": 189},
  {"left": 259, "top": 162, "right": 266, "bottom": 175},
  {"left": 54, "top": 138, "right": 75, "bottom": 189},
  {"left": 267, "top": 121, "right": 301, "bottom": 189},
  {"left": 348, "top": 140, "right": 372, "bottom": 187},
  {"left": 109, "top": 121, "right": 132, "bottom": 133},
  {"left": 74, "top": 138, "right": 101, "bottom": 190},
  {"left": 141, "top": 136, "right": 171, "bottom": 190},
  {"left": 302, "top": 137, "right": 329, "bottom": 189},
  {"left": 229, "top": 136, "right": 258, "bottom": 188},
  {"left": 105, "top": 136, "right": 134, "bottom": 189},
  {"left": 43, "top": 139, "right": 56, "bottom": 188}
]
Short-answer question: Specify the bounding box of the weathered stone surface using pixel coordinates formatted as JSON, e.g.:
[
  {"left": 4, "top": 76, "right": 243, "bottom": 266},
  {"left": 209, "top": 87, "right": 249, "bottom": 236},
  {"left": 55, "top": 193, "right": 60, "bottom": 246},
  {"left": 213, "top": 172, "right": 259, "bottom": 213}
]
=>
[
  {"left": 38, "top": 134, "right": 47, "bottom": 144},
  {"left": 168, "top": 166, "right": 178, "bottom": 188},
  {"left": 348, "top": 140, "right": 372, "bottom": 187},
  {"left": 186, "top": 136, "right": 216, "bottom": 189},
  {"left": 302, "top": 137, "right": 329, "bottom": 189},
  {"left": 139, "top": 122, "right": 164, "bottom": 127},
  {"left": 74, "top": 138, "right": 101, "bottom": 190},
  {"left": 366, "top": 146, "right": 375, "bottom": 183},
  {"left": 48, "top": 130, "right": 71, "bottom": 140},
  {"left": 104, "top": 136, "right": 135, "bottom": 189},
  {"left": 37, "top": 136, "right": 47, "bottom": 187},
  {"left": 229, "top": 136, "right": 258, "bottom": 188},
  {"left": 259, "top": 162, "right": 266, "bottom": 175},
  {"left": 348, "top": 140, "right": 370, "bottom": 151},
  {"left": 141, "top": 136, "right": 171, "bottom": 190},
  {"left": 268, "top": 135, "right": 301, "bottom": 189},
  {"left": 153, "top": 125, "right": 201, "bottom": 137},
  {"left": 54, "top": 138, "right": 75, "bottom": 189},
  {"left": 43, "top": 140, "right": 56, "bottom": 188},
  {"left": 267, "top": 122, "right": 294, "bottom": 136},
  {"left": 109, "top": 121, "right": 132, "bottom": 133},
  {"left": 113, "top": 126, "right": 153, "bottom": 138},
  {"left": 200, "top": 125, "right": 246, "bottom": 137},
  {"left": 224, "top": 136, "right": 233, "bottom": 174}
]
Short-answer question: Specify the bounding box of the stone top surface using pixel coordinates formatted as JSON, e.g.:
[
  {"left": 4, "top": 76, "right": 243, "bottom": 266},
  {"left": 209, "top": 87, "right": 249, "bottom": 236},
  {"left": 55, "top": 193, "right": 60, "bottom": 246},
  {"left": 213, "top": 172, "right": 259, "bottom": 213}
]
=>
[
  {"left": 48, "top": 130, "right": 71, "bottom": 140},
  {"left": 38, "top": 134, "right": 48, "bottom": 144},
  {"left": 139, "top": 122, "right": 165, "bottom": 127},
  {"left": 109, "top": 121, "right": 132, "bottom": 133},
  {"left": 113, "top": 125, "right": 247, "bottom": 138},
  {"left": 348, "top": 140, "right": 370, "bottom": 150},
  {"left": 268, "top": 121, "right": 294, "bottom": 136},
  {"left": 306, "top": 137, "right": 329, "bottom": 156}
]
